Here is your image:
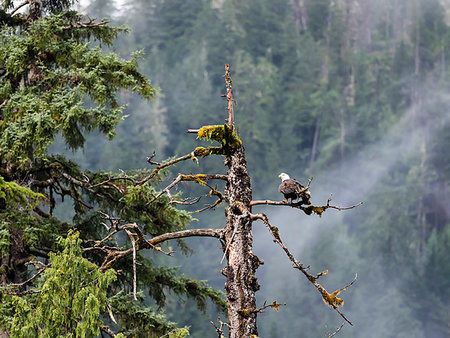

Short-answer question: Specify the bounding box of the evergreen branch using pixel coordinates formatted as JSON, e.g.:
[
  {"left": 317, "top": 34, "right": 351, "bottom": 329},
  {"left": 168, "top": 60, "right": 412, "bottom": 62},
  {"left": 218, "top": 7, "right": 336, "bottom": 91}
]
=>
[{"left": 251, "top": 212, "right": 355, "bottom": 326}]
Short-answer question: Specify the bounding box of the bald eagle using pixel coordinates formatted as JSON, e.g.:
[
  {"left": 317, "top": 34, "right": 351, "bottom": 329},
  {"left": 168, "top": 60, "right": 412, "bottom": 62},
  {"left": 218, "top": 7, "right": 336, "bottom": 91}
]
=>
[{"left": 278, "top": 173, "right": 311, "bottom": 205}]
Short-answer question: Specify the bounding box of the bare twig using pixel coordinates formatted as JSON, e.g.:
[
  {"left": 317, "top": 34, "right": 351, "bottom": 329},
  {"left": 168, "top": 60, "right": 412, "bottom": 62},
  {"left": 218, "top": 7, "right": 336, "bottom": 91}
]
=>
[
  {"left": 146, "top": 151, "right": 161, "bottom": 165},
  {"left": 255, "top": 300, "right": 286, "bottom": 313},
  {"left": 210, "top": 317, "right": 229, "bottom": 338},
  {"left": 147, "top": 173, "right": 227, "bottom": 206},
  {"left": 98, "top": 228, "right": 223, "bottom": 271},
  {"left": 11, "top": 263, "right": 50, "bottom": 288},
  {"left": 328, "top": 322, "right": 345, "bottom": 338}
]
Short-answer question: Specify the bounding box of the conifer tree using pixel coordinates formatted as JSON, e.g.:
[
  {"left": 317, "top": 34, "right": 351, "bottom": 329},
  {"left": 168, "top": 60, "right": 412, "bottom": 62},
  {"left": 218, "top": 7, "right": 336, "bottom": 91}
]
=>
[{"left": 0, "top": 1, "right": 224, "bottom": 336}]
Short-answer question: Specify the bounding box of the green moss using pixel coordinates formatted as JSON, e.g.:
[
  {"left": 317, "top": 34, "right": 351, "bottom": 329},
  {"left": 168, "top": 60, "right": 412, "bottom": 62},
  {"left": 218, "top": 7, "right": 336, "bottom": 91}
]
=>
[
  {"left": 197, "top": 124, "right": 242, "bottom": 149},
  {"left": 0, "top": 175, "right": 44, "bottom": 210}
]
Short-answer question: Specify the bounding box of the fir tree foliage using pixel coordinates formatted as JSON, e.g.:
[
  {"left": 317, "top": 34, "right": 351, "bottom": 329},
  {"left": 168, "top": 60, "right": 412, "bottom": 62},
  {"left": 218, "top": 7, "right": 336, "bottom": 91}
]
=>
[
  {"left": 0, "top": 1, "right": 225, "bottom": 336},
  {"left": 7, "top": 231, "right": 117, "bottom": 338}
]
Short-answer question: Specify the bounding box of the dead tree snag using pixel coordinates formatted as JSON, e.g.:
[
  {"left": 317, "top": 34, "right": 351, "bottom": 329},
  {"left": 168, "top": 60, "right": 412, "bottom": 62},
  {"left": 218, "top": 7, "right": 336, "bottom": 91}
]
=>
[{"left": 32, "top": 64, "right": 362, "bottom": 337}]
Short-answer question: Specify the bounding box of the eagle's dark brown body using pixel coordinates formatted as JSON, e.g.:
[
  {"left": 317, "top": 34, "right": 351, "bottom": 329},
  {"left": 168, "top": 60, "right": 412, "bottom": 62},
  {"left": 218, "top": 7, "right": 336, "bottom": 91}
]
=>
[{"left": 278, "top": 173, "right": 311, "bottom": 205}]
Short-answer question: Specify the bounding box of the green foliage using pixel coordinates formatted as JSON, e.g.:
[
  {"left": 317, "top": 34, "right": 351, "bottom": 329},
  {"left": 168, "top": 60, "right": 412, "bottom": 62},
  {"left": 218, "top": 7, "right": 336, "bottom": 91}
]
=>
[
  {"left": 0, "top": 175, "right": 44, "bottom": 209},
  {"left": 9, "top": 231, "right": 116, "bottom": 337},
  {"left": 0, "top": 2, "right": 224, "bottom": 337},
  {"left": 0, "top": 11, "right": 154, "bottom": 164},
  {"left": 108, "top": 291, "right": 186, "bottom": 337}
]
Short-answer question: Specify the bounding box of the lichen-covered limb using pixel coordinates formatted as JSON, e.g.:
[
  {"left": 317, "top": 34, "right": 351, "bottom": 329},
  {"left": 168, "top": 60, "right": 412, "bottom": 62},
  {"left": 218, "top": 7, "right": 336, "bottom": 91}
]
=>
[
  {"left": 249, "top": 196, "right": 363, "bottom": 216},
  {"left": 251, "top": 212, "right": 356, "bottom": 326},
  {"left": 238, "top": 300, "right": 287, "bottom": 317},
  {"left": 97, "top": 227, "right": 224, "bottom": 272},
  {"left": 86, "top": 147, "right": 223, "bottom": 189},
  {"left": 148, "top": 173, "right": 227, "bottom": 212}
]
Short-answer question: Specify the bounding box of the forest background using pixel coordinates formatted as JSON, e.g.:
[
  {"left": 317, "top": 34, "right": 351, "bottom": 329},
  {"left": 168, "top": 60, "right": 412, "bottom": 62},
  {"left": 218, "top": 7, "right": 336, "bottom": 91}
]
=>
[{"left": 52, "top": 0, "right": 450, "bottom": 337}]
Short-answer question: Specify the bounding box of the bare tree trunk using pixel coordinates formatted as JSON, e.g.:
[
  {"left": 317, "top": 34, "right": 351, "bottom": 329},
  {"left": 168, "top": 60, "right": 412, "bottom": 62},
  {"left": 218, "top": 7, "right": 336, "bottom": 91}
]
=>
[
  {"left": 223, "top": 146, "right": 260, "bottom": 338},
  {"left": 222, "top": 65, "right": 260, "bottom": 338}
]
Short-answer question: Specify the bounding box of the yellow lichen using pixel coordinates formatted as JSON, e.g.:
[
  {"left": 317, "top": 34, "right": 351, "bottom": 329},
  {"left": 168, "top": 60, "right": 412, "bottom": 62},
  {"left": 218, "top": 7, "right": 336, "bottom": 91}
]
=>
[
  {"left": 322, "top": 289, "right": 344, "bottom": 308},
  {"left": 193, "top": 147, "right": 211, "bottom": 158},
  {"left": 313, "top": 206, "right": 325, "bottom": 216},
  {"left": 180, "top": 174, "right": 207, "bottom": 185},
  {"left": 238, "top": 309, "right": 254, "bottom": 318}
]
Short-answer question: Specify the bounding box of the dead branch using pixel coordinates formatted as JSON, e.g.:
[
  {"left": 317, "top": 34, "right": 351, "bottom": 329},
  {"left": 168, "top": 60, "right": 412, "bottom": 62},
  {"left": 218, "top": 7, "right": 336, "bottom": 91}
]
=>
[
  {"left": 249, "top": 197, "right": 362, "bottom": 216},
  {"left": 146, "top": 151, "right": 161, "bottom": 165},
  {"left": 11, "top": 263, "right": 50, "bottom": 288},
  {"left": 62, "top": 20, "right": 110, "bottom": 30},
  {"left": 255, "top": 300, "right": 286, "bottom": 313},
  {"left": 251, "top": 212, "right": 355, "bottom": 326},
  {"left": 147, "top": 173, "right": 227, "bottom": 208},
  {"left": 225, "top": 64, "right": 234, "bottom": 128},
  {"left": 11, "top": 0, "right": 29, "bottom": 15},
  {"left": 210, "top": 317, "right": 229, "bottom": 338},
  {"left": 98, "top": 228, "right": 223, "bottom": 271}
]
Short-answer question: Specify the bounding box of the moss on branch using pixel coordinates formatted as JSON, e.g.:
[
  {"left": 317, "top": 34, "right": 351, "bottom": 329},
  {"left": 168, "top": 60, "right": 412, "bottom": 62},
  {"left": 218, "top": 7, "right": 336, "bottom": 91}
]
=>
[{"left": 197, "top": 124, "right": 242, "bottom": 149}]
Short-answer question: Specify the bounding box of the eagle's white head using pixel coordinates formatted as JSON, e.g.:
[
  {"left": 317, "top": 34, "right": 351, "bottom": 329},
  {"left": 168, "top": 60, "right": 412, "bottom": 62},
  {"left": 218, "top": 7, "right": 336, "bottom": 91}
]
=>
[{"left": 278, "top": 173, "right": 290, "bottom": 182}]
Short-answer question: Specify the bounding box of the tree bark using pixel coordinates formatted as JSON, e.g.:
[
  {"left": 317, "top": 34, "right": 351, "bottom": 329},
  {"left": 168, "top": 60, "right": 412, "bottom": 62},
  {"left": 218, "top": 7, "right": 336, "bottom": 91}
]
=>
[{"left": 223, "top": 145, "right": 260, "bottom": 338}]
